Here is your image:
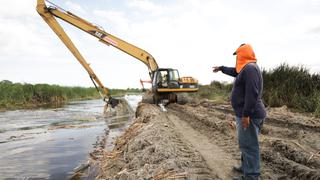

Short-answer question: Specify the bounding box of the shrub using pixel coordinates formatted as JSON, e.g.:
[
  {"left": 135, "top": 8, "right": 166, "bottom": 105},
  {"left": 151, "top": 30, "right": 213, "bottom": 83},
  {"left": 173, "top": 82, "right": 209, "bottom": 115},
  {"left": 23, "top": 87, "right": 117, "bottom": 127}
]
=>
[
  {"left": 195, "top": 81, "right": 231, "bottom": 102},
  {"left": 196, "top": 63, "right": 320, "bottom": 115},
  {"left": 262, "top": 63, "right": 320, "bottom": 113},
  {"left": 0, "top": 80, "right": 139, "bottom": 109}
]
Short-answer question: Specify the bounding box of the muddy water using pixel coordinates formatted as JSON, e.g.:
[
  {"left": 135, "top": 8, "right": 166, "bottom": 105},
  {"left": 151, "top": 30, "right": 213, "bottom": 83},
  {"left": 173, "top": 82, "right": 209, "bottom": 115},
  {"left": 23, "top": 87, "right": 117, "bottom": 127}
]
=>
[{"left": 0, "top": 95, "right": 141, "bottom": 179}]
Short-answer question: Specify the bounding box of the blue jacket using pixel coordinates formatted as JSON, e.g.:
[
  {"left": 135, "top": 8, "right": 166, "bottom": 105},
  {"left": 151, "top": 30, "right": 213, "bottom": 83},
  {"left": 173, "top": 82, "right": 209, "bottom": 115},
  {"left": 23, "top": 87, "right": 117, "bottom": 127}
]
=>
[{"left": 221, "top": 63, "right": 266, "bottom": 119}]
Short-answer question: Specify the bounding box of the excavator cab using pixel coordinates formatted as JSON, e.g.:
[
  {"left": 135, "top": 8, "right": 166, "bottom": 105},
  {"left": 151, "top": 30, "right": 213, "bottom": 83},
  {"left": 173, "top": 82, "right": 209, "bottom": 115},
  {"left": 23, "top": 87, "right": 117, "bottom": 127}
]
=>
[
  {"left": 151, "top": 68, "right": 198, "bottom": 104},
  {"left": 153, "top": 68, "right": 180, "bottom": 89},
  {"left": 153, "top": 68, "right": 198, "bottom": 90}
]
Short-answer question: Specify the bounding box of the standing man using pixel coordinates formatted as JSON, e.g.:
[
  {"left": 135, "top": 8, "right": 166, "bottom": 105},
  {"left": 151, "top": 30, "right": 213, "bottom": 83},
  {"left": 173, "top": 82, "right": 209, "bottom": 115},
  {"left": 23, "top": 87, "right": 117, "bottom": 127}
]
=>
[{"left": 212, "top": 44, "right": 266, "bottom": 180}]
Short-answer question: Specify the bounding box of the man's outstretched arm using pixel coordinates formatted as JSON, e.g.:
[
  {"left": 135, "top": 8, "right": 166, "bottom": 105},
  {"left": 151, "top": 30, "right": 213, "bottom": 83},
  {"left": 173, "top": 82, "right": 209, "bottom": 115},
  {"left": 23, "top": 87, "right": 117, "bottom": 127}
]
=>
[{"left": 213, "top": 66, "right": 238, "bottom": 77}]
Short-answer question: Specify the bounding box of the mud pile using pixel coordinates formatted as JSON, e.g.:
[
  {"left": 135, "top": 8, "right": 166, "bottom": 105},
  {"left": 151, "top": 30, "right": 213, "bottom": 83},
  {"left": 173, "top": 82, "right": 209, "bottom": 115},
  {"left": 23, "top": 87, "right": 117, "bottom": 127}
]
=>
[
  {"left": 97, "top": 100, "right": 320, "bottom": 179},
  {"left": 97, "top": 103, "right": 215, "bottom": 179}
]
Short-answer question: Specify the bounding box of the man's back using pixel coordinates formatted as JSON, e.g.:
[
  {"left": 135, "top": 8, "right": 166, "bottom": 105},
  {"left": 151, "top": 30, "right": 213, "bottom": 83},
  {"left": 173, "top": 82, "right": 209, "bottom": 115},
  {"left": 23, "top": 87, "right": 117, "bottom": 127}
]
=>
[{"left": 230, "top": 63, "right": 266, "bottom": 119}]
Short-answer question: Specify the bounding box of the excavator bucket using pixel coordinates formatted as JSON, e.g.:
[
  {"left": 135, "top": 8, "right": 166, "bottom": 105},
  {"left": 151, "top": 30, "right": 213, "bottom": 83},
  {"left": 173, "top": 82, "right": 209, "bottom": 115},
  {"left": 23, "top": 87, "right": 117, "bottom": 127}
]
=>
[
  {"left": 103, "top": 97, "right": 119, "bottom": 117},
  {"left": 107, "top": 97, "right": 120, "bottom": 108},
  {"left": 103, "top": 98, "right": 131, "bottom": 117}
]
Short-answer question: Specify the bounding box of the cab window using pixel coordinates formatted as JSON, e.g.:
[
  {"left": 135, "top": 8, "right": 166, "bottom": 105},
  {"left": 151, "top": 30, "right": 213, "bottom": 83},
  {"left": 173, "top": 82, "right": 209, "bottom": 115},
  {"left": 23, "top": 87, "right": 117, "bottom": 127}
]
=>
[{"left": 169, "top": 70, "right": 179, "bottom": 81}]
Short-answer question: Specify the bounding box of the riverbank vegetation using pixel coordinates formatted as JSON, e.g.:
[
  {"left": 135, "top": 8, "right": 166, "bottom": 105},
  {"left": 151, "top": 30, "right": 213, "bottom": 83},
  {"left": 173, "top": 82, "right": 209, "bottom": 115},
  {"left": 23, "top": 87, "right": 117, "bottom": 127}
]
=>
[
  {"left": 263, "top": 64, "right": 320, "bottom": 116},
  {"left": 0, "top": 80, "right": 141, "bottom": 110},
  {"left": 196, "top": 64, "right": 320, "bottom": 116},
  {"left": 193, "top": 81, "right": 232, "bottom": 104}
]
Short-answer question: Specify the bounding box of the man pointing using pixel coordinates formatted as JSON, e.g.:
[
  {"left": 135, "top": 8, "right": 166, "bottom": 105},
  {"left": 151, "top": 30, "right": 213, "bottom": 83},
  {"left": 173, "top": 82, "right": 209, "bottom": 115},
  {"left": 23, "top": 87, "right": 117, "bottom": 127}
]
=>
[{"left": 213, "top": 44, "right": 266, "bottom": 180}]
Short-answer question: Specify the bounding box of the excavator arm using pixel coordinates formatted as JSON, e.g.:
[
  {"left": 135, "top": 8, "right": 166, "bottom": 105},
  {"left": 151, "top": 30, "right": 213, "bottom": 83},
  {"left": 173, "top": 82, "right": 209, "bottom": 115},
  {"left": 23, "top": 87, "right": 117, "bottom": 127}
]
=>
[
  {"left": 36, "top": 0, "right": 158, "bottom": 73},
  {"left": 36, "top": 0, "right": 110, "bottom": 102},
  {"left": 36, "top": 0, "right": 158, "bottom": 107}
]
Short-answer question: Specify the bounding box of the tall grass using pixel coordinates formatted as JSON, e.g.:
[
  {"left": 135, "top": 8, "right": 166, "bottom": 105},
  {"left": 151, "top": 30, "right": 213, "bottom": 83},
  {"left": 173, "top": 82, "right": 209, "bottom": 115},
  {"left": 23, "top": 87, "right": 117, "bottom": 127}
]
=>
[
  {"left": 0, "top": 80, "right": 141, "bottom": 109},
  {"left": 196, "top": 64, "right": 320, "bottom": 116},
  {"left": 263, "top": 64, "right": 320, "bottom": 114}
]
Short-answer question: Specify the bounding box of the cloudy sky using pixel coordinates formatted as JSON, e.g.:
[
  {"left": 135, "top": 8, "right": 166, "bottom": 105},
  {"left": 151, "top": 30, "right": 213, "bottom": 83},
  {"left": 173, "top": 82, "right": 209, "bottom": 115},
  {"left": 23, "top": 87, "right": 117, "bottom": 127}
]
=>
[{"left": 1, "top": 0, "right": 320, "bottom": 88}]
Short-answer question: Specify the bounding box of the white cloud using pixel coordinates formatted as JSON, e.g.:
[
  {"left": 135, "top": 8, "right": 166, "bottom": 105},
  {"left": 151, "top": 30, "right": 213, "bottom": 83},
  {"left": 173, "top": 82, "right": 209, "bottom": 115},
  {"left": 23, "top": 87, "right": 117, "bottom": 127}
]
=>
[
  {"left": 65, "top": 1, "right": 85, "bottom": 14},
  {"left": 309, "top": 25, "right": 320, "bottom": 34},
  {"left": 1, "top": 0, "right": 320, "bottom": 88},
  {"left": 93, "top": 9, "right": 130, "bottom": 34},
  {"left": 126, "top": 0, "right": 170, "bottom": 16},
  {"left": 0, "top": 0, "right": 60, "bottom": 60},
  {"left": 0, "top": 0, "right": 35, "bottom": 17}
]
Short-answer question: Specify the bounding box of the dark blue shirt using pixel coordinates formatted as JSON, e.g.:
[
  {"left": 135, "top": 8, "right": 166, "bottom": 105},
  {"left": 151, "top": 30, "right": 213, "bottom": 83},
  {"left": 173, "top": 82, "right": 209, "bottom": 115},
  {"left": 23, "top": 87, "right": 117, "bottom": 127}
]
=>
[{"left": 221, "top": 63, "right": 266, "bottom": 119}]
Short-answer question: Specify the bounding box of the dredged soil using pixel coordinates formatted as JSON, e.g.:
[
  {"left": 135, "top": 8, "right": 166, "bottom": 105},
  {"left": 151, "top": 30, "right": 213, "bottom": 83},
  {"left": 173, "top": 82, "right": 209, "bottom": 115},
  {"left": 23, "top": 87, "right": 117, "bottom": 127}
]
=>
[{"left": 95, "top": 100, "right": 320, "bottom": 179}]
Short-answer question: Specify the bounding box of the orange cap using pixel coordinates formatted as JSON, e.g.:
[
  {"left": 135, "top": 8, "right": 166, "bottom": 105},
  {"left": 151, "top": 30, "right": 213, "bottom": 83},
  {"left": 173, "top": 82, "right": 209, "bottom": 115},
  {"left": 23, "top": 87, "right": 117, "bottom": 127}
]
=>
[{"left": 234, "top": 44, "right": 257, "bottom": 73}]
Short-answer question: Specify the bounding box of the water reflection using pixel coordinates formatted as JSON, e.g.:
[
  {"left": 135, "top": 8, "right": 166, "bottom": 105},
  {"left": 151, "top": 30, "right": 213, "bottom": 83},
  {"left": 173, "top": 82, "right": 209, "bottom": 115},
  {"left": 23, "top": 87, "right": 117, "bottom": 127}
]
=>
[{"left": 0, "top": 95, "right": 142, "bottom": 179}]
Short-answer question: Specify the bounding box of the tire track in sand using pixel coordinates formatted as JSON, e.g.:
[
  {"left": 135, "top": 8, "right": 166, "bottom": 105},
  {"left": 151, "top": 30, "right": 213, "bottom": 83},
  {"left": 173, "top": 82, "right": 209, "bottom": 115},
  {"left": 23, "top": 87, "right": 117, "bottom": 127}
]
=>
[{"left": 167, "top": 113, "right": 238, "bottom": 179}]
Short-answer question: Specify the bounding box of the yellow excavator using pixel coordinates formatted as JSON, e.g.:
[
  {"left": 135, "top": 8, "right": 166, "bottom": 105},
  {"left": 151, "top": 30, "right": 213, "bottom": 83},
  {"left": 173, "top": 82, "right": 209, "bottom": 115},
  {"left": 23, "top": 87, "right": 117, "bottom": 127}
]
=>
[{"left": 36, "top": 0, "right": 198, "bottom": 108}]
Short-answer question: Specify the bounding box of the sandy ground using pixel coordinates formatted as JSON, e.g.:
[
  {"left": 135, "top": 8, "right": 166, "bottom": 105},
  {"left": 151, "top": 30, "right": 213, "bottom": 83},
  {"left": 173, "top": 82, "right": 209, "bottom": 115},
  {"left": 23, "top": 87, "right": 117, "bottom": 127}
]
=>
[{"left": 94, "top": 99, "right": 320, "bottom": 179}]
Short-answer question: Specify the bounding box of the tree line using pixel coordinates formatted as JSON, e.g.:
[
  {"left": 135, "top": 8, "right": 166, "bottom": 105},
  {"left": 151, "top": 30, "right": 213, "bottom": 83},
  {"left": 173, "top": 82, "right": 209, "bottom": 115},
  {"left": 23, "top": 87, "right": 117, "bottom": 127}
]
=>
[{"left": 0, "top": 80, "right": 141, "bottom": 110}]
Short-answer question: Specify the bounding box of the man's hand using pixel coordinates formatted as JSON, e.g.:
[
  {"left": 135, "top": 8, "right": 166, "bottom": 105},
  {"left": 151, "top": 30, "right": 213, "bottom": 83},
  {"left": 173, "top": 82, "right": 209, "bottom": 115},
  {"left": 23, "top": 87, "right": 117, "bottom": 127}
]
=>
[
  {"left": 242, "top": 117, "right": 250, "bottom": 129},
  {"left": 212, "top": 66, "right": 221, "bottom": 73}
]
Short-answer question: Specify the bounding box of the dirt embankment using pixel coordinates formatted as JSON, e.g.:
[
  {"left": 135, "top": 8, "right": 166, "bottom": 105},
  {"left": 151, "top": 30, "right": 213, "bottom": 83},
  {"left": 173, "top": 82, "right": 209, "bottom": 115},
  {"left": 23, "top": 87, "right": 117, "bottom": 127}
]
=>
[
  {"left": 96, "top": 100, "right": 320, "bottom": 179},
  {"left": 96, "top": 103, "right": 215, "bottom": 179}
]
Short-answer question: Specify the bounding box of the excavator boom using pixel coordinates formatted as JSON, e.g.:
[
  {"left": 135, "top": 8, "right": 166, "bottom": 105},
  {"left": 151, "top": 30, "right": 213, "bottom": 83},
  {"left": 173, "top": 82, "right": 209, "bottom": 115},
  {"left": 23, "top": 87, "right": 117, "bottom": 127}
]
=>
[{"left": 37, "top": 0, "right": 158, "bottom": 73}]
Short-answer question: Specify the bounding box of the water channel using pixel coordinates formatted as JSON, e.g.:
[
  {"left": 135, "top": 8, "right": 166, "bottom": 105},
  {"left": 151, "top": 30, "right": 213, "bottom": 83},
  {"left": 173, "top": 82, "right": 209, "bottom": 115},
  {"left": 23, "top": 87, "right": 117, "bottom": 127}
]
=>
[{"left": 0, "top": 95, "right": 141, "bottom": 179}]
